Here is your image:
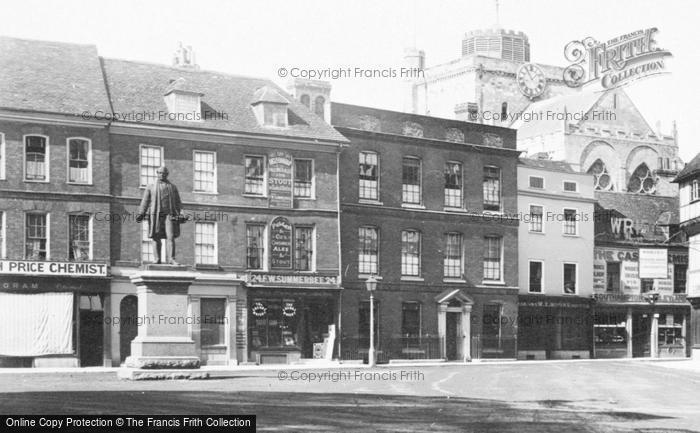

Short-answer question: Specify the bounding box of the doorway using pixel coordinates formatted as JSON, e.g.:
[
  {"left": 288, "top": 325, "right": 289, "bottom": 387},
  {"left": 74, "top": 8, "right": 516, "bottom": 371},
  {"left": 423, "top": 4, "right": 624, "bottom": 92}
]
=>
[
  {"left": 301, "top": 298, "right": 335, "bottom": 359},
  {"left": 119, "top": 295, "right": 138, "bottom": 363},
  {"left": 78, "top": 295, "right": 104, "bottom": 367},
  {"left": 632, "top": 313, "right": 651, "bottom": 358},
  {"left": 445, "top": 312, "right": 462, "bottom": 360}
]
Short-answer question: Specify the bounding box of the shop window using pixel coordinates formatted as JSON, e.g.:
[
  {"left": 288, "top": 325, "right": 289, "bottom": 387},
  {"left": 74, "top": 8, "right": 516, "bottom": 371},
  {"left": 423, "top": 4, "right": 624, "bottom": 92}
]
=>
[
  {"left": 528, "top": 176, "right": 544, "bottom": 189},
  {"left": 358, "top": 226, "right": 379, "bottom": 274},
  {"left": 359, "top": 151, "right": 379, "bottom": 200},
  {"left": 402, "top": 157, "right": 421, "bottom": 204},
  {"left": 444, "top": 162, "right": 462, "bottom": 208},
  {"left": 483, "top": 236, "right": 503, "bottom": 282},
  {"left": 68, "top": 138, "right": 91, "bottom": 184},
  {"left": 401, "top": 302, "right": 421, "bottom": 348},
  {"left": 401, "top": 230, "right": 421, "bottom": 276},
  {"left": 658, "top": 314, "right": 684, "bottom": 347},
  {"left": 246, "top": 224, "right": 265, "bottom": 270},
  {"left": 244, "top": 156, "right": 265, "bottom": 195},
  {"left": 587, "top": 159, "right": 613, "bottom": 191},
  {"left": 201, "top": 298, "right": 226, "bottom": 346},
  {"left": 606, "top": 262, "right": 621, "bottom": 292},
  {"left": 358, "top": 300, "right": 379, "bottom": 347},
  {"left": 293, "top": 159, "right": 313, "bottom": 198},
  {"left": 195, "top": 222, "right": 217, "bottom": 265},
  {"left": 193, "top": 150, "right": 216, "bottom": 193},
  {"left": 483, "top": 166, "right": 501, "bottom": 211},
  {"left": 563, "top": 263, "right": 577, "bottom": 294},
  {"left": 25, "top": 135, "right": 48, "bottom": 181},
  {"left": 674, "top": 264, "right": 687, "bottom": 294},
  {"left": 443, "top": 233, "right": 463, "bottom": 278},
  {"left": 294, "top": 226, "right": 313, "bottom": 271},
  {"left": 627, "top": 163, "right": 656, "bottom": 194},
  {"left": 25, "top": 213, "right": 48, "bottom": 260},
  {"left": 139, "top": 145, "right": 162, "bottom": 187},
  {"left": 69, "top": 214, "right": 91, "bottom": 261},
  {"left": 563, "top": 209, "right": 578, "bottom": 235},
  {"left": 529, "top": 261, "right": 543, "bottom": 293},
  {"left": 594, "top": 311, "right": 627, "bottom": 348},
  {"left": 249, "top": 299, "right": 299, "bottom": 349},
  {"left": 529, "top": 205, "right": 543, "bottom": 232}
]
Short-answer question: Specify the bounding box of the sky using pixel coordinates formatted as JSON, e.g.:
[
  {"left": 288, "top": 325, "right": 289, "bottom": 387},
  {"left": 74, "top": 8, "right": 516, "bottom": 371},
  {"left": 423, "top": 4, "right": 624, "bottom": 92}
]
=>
[{"left": 1, "top": 0, "right": 698, "bottom": 160}]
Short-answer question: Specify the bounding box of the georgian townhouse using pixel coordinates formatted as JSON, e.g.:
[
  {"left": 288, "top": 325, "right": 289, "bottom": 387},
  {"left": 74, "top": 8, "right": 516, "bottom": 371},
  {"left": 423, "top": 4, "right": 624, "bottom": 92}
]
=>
[
  {"left": 0, "top": 37, "right": 112, "bottom": 367},
  {"left": 311, "top": 100, "right": 521, "bottom": 362},
  {"left": 103, "top": 47, "right": 347, "bottom": 366}
]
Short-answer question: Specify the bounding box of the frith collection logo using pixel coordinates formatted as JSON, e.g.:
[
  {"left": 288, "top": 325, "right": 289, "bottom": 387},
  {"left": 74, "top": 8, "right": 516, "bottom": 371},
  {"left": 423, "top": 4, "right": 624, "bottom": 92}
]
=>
[{"left": 563, "top": 28, "right": 672, "bottom": 89}]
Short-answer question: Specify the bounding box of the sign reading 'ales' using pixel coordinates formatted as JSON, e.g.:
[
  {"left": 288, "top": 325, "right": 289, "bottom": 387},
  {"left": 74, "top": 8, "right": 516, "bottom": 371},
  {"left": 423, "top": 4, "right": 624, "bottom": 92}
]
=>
[
  {"left": 270, "top": 216, "right": 292, "bottom": 269},
  {"left": 268, "top": 151, "right": 293, "bottom": 209}
]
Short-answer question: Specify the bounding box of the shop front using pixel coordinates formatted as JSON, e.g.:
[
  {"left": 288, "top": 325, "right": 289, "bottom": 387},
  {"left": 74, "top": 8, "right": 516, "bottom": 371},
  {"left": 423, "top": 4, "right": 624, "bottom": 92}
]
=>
[
  {"left": 245, "top": 273, "right": 340, "bottom": 364},
  {"left": 0, "top": 260, "right": 110, "bottom": 368},
  {"left": 517, "top": 295, "right": 592, "bottom": 360},
  {"left": 593, "top": 294, "right": 689, "bottom": 358}
]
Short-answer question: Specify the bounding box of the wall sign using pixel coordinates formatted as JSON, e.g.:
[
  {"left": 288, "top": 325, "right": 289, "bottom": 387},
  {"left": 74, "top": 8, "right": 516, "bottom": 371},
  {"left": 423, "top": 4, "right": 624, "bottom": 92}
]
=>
[
  {"left": 268, "top": 151, "right": 293, "bottom": 209},
  {"left": 247, "top": 273, "right": 339, "bottom": 286},
  {"left": 0, "top": 260, "right": 108, "bottom": 277},
  {"left": 270, "top": 217, "right": 293, "bottom": 269},
  {"left": 639, "top": 248, "right": 669, "bottom": 279}
]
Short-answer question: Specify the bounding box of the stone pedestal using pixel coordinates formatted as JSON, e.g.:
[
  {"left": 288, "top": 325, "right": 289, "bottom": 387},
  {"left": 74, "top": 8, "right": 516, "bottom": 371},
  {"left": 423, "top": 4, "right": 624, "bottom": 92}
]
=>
[{"left": 124, "top": 265, "right": 200, "bottom": 369}]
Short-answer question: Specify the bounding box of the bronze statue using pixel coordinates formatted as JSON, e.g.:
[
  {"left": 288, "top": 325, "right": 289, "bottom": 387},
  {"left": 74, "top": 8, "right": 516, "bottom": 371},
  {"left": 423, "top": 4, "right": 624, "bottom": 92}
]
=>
[{"left": 136, "top": 166, "right": 184, "bottom": 265}]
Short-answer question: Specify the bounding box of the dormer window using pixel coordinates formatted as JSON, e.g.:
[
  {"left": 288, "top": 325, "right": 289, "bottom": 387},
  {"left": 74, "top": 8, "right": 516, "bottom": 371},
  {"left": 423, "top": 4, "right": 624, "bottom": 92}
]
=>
[
  {"left": 163, "top": 78, "right": 203, "bottom": 122},
  {"left": 252, "top": 86, "right": 289, "bottom": 128}
]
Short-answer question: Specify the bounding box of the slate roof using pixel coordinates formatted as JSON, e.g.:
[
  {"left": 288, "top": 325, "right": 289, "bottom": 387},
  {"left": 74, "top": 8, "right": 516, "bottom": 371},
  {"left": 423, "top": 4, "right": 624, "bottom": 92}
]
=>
[
  {"left": 0, "top": 36, "right": 111, "bottom": 115},
  {"left": 596, "top": 190, "right": 680, "bottom": 226},
  {"left": 102, "top": 58, "right": 346, "bottom": 142},
  {"left": 673, "top": 152, "right": 700, "bottom": 183},
  {"left": 518, "top": 157, "right": 576, "bottom": 173}
]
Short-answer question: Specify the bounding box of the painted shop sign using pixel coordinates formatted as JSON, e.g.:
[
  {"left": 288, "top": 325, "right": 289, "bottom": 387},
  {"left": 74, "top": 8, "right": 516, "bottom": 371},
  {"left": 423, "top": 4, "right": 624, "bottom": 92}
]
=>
[
  {"left": 270, "top": 217, "right": 292, "bottom": 269},
  {"left": 0, "top": 260, "right": 108, "bottom": 277},
  {"left": 593, "top": 293, "right": 687, "bottom": 304},
  {"left": 268, "top": 151, "right": 293, "bottom": 209},
  {"left": 247, "top": 273, "right": 339, "bottom": 286},
  {"left": 639, "top": 248, "right": 669, "bottom": 279}
]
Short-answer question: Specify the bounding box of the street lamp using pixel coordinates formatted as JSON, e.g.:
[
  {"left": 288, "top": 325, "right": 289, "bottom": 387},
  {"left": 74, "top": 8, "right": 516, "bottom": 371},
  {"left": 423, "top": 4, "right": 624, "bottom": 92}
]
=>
[
  {"left": 365, "top": 275, "right": 378, "bottom": 367},
  {"left": 643, "top": 290, "right": 661, "bottom": 358}
]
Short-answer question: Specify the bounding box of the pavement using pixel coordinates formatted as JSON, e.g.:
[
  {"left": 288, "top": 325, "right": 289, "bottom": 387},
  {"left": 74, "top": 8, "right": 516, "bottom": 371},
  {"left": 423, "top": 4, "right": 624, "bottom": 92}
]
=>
[{"left": 1, "top": 359, "right": 699, "bottom": 432}]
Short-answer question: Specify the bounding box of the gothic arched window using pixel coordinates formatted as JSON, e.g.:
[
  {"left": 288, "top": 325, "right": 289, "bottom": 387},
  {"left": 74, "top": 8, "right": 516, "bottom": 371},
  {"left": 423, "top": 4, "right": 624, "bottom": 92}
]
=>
[
  {"left": 587, "top": 159, "right": 613, "bottom": 191},
  {"left": 314, "top": 96, "right": 325, "bottom": 118},
  {"left": 627, "top": 163, "right": 656, "bottom": 194}
]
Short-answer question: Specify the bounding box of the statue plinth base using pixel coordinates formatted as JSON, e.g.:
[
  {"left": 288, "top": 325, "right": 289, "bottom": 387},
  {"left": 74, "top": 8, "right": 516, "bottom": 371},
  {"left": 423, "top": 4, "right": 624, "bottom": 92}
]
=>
[{"left": 124, "top": 266, "right": 199, "bottom": 373}]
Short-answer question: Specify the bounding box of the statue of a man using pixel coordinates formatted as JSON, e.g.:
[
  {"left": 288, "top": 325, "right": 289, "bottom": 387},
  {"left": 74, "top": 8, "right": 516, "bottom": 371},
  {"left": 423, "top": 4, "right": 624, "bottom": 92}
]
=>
[{"left": 136, "top": 166, "right": 183, "bottom": 265}]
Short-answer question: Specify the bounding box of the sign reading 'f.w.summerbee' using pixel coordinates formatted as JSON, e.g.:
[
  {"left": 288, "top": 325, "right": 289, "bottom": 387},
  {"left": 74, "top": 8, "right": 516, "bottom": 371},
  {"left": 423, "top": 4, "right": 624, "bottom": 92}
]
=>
[
  {"left": 0, "top": 260, "right": 108, "bottom": 277},
  {"left": 563, "top": 28, "right": 672, "bottom": 89}
]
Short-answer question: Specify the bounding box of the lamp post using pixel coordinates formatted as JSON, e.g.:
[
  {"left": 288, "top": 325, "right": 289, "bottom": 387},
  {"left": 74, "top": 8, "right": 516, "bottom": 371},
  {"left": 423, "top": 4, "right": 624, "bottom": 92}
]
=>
[
  {"left": 365, "top": 275, "right": 378, "bottom": 367},
  {"left": 644, "top": 290, "right": 660, "bottom": 358}
]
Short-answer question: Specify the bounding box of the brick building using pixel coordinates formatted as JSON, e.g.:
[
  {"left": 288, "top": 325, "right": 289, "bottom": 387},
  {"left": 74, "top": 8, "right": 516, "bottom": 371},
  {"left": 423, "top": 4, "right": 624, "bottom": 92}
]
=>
[
  {"left": 325, "top": 102, "right": 520, "bottom": 362},
  {"left": 0, "top": 37, "right": 112, "bottom": 367}
]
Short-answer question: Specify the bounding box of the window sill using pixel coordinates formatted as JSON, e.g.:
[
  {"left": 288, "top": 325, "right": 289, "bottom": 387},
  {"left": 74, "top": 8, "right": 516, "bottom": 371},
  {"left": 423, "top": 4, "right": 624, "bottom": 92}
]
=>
[
  {"left": 562, "top": 292, "right": 578, "bottom": 296},
  {"left": 562, "top": 233, "right": 580, "bottom": 238},
  {"left": 243, "top": 193, "right": 267, "bottom": 198},
  {"left": 481, "top": 280, "right": 505, "bottom": 286},
  {"left": 358, "top": 274, "right": 383, "bottom": 280},
  {"left": 193, "top": 190, "right": 218, "bottom": 195},
  {"left": 358, "top": 199, "right": 383, "bottom": 205},
  {"left": 443, "top": 278, "right": 466, "bottom": 283},
  {"left": 401, "top": 276, "right": 424, "bottom": 282},
  {"left": 444, "top": 207, "right": 467, "bottom": 213},
  {"left": 482, "top": 210, "right": 503, "bottom": 215},
  {"left": 401, "top": 203, "right": 425, "bottom": 210},
  {"left": 24, "top": 179, "right": 50, "bottom": 183},
  {"left": 67, "top": 181, "right": 93, "bottom": 186},
  {"left": 294, "top": 196, "right": 316, "bottom": 201},
  {"left": 528, "top": 290, "right": 544, "bottom": 294},
  {"left": 528, "top": 230, "right": 546, "bottom": 235},
  {"left": 195, "top": 263, "right": 222, "bottom": 271}
]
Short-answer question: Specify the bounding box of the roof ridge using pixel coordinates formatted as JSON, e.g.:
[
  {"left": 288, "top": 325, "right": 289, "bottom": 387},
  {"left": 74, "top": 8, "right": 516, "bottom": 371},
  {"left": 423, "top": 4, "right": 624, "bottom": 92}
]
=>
[
  {"left": 0, "top": 35, "right": 97, "bottom": 49},
  {"left": 101, "top": 57, "right": 272, "bottom": 82}
]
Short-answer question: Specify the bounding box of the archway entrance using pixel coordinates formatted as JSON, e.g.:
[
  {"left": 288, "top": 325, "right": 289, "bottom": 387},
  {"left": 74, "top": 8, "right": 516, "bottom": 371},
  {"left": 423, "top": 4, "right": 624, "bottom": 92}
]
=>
[
  {"left": 436, "top": 289, "right": 473, "bottom": 362},
  {"left": 119, "top": 295, "right": 138, "bottom": 363}
]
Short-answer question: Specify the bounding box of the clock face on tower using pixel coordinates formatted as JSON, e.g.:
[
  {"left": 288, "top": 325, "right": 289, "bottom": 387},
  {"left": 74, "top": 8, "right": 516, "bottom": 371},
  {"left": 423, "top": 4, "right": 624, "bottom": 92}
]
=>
[{"left": 516, "top": 63, "right": 547, "bottom": 99}]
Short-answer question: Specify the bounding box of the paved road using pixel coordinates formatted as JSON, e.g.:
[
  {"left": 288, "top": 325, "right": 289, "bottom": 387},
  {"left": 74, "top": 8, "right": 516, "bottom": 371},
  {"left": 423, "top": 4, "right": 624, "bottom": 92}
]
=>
[{"left": 1, "top": 361, "right": 699, "bottom": 432}]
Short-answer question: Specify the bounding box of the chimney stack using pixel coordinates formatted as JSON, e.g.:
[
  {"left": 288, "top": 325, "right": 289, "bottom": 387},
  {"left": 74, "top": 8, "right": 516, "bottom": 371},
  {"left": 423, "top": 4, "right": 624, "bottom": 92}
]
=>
[{"left": 173, "top": 42, "right": 199, "bottom": 70}]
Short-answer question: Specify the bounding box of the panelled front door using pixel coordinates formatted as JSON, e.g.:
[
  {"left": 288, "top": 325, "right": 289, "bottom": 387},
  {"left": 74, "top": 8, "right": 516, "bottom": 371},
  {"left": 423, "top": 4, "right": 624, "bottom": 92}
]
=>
[{"left": 446, "top": 312, "right": 461, "bottom": 360}]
